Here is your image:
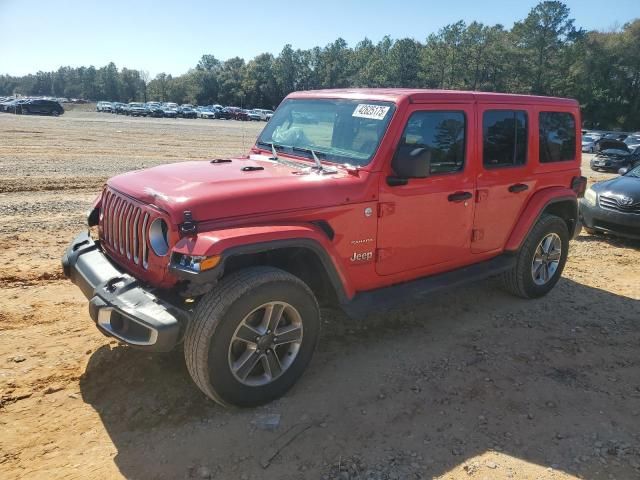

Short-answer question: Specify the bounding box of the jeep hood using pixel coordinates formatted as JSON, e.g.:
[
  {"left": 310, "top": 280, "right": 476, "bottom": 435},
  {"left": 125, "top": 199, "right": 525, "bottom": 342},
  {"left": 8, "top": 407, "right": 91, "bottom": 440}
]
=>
[{"left": 107, "top": 154, "right": 371, "bottom": 224}]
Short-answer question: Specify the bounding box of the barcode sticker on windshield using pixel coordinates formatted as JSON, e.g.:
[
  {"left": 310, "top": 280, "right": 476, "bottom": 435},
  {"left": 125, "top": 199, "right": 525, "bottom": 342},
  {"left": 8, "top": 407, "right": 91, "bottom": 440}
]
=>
[{"left": 352, "top": 104, "right": 390, "bottom": 120}]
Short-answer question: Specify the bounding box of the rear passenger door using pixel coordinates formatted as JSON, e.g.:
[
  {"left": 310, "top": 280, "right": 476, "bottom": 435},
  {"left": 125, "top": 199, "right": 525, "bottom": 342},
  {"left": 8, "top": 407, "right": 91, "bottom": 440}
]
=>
[
  {"left": 472, "top": 105, "right": 535, "bottom": 253},
  {"left": 29, "top": 100, "right": 44, "bottom": 113}
]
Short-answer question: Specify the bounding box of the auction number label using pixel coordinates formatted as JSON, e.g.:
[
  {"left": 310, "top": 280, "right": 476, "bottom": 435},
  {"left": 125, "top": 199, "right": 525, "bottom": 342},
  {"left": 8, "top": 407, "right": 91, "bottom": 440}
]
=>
[{"left": 352, "top": 104, "right": 390, "bottom": 120}]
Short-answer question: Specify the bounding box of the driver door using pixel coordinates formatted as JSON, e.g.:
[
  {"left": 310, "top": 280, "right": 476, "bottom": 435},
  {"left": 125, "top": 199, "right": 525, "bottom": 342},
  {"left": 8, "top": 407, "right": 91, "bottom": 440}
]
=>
[{"left": 376, "top": 104, "right": 477, "bottom": 276}]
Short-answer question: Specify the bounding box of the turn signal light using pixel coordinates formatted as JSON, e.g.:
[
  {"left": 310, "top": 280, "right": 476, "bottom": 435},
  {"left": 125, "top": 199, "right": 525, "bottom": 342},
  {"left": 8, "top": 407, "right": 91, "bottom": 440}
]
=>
[{"left": 199, "top": 256, "right": 221, "bottom": 271}]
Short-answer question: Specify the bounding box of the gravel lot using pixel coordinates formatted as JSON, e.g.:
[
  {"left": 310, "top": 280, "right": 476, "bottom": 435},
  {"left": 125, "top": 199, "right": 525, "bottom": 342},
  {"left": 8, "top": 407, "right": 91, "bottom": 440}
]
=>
[{"left": 0, "top": 111, "right": 639, "bottom": 480}]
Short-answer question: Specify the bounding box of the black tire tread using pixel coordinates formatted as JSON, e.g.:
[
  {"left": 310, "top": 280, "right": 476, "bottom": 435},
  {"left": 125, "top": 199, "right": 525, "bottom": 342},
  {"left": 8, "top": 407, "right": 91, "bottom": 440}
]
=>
[{"left": 184, "top": 266, "right": 317, "bottom": 407}]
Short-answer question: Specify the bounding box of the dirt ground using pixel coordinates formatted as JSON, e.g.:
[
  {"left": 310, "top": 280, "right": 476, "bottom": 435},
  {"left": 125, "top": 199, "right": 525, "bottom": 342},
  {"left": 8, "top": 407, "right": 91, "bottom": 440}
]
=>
[{"left": 0, "top": 110, "right": 638, "bottom": 480}]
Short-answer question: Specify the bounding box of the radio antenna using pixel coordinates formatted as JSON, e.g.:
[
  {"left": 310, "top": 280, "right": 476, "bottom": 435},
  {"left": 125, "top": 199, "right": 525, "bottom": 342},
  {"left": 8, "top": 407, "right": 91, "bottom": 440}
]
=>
[{"left": 241, "top": 94, "right": 247, "bottom": 154}]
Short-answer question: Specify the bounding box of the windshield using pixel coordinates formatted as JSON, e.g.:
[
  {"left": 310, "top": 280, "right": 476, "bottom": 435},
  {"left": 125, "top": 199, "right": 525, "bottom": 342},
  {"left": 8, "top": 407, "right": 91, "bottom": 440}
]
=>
[
  {"left": 129, "top": 103, "right": 143, "bottom": 107},
  {"left": 625, "top": 136, "right": 640, "bottom": 145},
  {"left": 257, "top": 99, "right": 395, "bottom": 167},
  {"left": 583, "top": 136, "right": 596, "bottom": 142}
]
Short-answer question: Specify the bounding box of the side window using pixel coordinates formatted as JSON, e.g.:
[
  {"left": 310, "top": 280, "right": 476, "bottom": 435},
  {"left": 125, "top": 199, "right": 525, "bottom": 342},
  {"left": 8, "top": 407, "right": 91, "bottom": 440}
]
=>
[
  {"left": 483, "top": 110, "right": 528, "bottom": 168},
  {"left": 397, "top": 111, "right": 466, "bottom": 174},
  {"left": 539, "top": 112, "right": 576, "bottom": 163}
]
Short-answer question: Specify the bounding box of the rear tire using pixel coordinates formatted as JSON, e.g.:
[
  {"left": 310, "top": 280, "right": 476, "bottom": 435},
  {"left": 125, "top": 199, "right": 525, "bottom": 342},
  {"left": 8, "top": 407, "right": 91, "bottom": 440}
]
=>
[
  {"left": 184, "top": 266, "right": 320, "bottom": 407},
  {"left": 501, "top": 214, "right": 569, "bottom": 299}
]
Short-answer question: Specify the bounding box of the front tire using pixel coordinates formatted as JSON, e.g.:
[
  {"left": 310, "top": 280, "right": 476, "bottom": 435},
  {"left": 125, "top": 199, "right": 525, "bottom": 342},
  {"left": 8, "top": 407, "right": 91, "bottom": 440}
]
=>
[
  {"left": 501, "top": 214, "right": 569, "bottom": 299},
  {"left": 184, "top": 267, "right": 320, "bottom": 407}
]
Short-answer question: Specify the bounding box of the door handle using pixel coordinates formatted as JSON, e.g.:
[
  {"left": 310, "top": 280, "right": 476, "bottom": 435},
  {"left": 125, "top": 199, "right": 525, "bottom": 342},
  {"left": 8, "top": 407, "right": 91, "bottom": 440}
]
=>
[
  {"left": 509, "top": 183, "right": 529, "bottom": 193},
  {"left": 448, "top": 191, "right": 473, "bottom": 202}
]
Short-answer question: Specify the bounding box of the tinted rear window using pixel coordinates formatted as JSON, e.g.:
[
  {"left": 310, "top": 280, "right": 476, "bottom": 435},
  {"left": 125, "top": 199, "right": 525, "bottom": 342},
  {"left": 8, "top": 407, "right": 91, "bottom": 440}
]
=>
[
  {"left": 539, "top": 112, "right": 576, "bottom": 163},
  {"left": 483, "top": 110, "right": 528, "bottom": 168}
]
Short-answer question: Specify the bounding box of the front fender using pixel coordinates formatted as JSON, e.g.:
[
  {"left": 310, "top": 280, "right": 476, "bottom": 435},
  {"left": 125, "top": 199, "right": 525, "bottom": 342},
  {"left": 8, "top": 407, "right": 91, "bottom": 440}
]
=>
[
  {"left": 504, "top": 187, "right": 577, "bottom": 251},
  {"left": 171, "top": 223, "right": 353, "bottom": 300}
]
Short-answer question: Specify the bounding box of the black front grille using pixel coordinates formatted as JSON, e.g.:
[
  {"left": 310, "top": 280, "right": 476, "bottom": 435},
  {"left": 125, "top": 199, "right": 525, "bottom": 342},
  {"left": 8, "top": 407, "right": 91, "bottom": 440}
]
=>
[{"left": 599, "top": 195, "right": 640, "bottom": 215}]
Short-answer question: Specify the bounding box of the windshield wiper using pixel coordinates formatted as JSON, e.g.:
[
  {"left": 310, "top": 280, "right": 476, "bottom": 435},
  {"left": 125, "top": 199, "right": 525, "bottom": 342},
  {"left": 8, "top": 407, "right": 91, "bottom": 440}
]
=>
[
  {"left": 291, "top": 147, "right": 337, "bottom": 174},
  {"left": 310, "top": 149, "right": 323, "bottom": 171},
  {"left": 271, "top": 143, "right": 278, "bottom": 160},
  {"left": 256, "top": 141, "right": 285, "bottom": 161}
]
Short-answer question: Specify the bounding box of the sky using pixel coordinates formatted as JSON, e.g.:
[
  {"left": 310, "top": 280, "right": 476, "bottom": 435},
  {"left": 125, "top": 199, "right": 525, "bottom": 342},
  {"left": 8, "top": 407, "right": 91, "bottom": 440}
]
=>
[{"left": 1, "top": 0, "right": 638, "bottom": 77}]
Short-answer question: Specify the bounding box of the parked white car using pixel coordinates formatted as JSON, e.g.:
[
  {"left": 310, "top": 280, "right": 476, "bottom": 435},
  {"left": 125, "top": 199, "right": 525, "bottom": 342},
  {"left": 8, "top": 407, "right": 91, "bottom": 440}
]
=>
[
  {"left": 247, "top": 109, "right": 262, "bottom": 121},
  {"left": 97, "top": 101, "right": 113, "bottom": 112},
  {"left": 582, "top": 135, "right": 599, "bottom": 153},
  {"left": 250, "top": 108, "right": 274, "bottom": 121},
  {"left": 198, "top": 107, "right": 217, "bottom": 119}
]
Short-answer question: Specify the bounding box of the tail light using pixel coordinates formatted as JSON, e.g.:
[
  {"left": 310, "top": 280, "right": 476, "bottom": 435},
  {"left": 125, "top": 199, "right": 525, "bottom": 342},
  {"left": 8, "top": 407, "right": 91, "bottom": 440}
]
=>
[{"left": 571, "top": 176, "right": 587, "bottom": 198}]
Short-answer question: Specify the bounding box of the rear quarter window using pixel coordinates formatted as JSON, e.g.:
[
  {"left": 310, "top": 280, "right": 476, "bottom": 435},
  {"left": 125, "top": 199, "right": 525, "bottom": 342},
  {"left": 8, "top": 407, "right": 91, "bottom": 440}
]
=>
[{"left": 539, "top": 112, "right": 576, "bottom": 163}]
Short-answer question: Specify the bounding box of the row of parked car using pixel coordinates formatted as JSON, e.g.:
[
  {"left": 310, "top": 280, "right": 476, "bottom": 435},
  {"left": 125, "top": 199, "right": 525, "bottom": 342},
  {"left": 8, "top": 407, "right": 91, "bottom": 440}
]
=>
[
  {"left": 96, "top": 101, "right": 274, "bottom": 121},
  {"left": 0, "top": 96, "right": 65, "bottom": 115},
  {"left": 582, "top": 130, "right": 640, "bottom": 172}
]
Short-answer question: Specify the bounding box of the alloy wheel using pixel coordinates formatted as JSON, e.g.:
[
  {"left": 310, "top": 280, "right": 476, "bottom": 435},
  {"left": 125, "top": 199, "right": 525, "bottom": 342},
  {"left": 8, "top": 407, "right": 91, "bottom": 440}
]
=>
[
  {"left": 228, "top": 301, "right": 303, "bottom": 387},
  {"left": 531, "top": 233, "right": 562, "bottom": 286}
]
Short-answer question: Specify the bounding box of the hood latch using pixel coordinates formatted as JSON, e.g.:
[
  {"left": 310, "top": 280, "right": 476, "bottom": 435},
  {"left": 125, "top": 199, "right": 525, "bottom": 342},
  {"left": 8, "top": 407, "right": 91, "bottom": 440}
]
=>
[{"left": 179, "top": 210, "right": 198, "bottom": 236}]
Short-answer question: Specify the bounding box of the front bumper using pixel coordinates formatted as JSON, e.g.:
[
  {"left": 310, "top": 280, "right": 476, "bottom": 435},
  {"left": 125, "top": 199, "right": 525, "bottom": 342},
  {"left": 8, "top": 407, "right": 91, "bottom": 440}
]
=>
[
  {"left": 579, "top": 199, "right": 640, "bottom": 240},
  {"left": 590, "top": 157, "right": 628, "bottom": 171},
  {"left": 61, "top": 232, "right": 186, "bottom": 351}
]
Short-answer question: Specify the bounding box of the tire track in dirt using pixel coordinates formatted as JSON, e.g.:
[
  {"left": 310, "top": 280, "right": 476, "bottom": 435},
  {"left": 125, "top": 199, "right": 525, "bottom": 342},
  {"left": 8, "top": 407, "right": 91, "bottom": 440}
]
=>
[{"left": 0, "top": 176, "right": 106, "bottom": 193}]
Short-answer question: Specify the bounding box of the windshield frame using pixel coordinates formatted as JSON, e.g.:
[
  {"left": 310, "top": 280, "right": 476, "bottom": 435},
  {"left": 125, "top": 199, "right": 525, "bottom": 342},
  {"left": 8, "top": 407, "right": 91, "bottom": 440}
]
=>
[{"left": 256, "top": 98, "right": 397, "bottom": 168}]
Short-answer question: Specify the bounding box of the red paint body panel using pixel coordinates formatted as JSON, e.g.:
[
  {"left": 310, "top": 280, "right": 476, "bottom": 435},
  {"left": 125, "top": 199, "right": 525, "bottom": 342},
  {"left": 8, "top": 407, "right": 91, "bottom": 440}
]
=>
[
  {"left": 107, "top": 155, "right": 375, "bottom": 225},
  {"left": 97, "top": 89, "right": 581, "bottom": 300},
  {"left": 504, "top": 187, "right": 577, "bottom": 251}
]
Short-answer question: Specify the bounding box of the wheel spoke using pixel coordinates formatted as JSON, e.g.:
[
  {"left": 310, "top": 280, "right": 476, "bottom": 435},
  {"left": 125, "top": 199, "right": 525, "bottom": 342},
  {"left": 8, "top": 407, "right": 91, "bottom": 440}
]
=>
[
  {"left": 542, "top": 235, "right": 553, "bottom": 254},
  {"left": 233, "top": 349, "right": 262, "bottom": 380},
  {"left": 262, "top": 303, "right": 285, "bottom": 333},
  {"left": 273, "top": 325, "right": 303, "bottom": 346},
  {"left": 534, "top": 262, "right": 545, "bottom": 280},
  {"left": 263, "top": 351, "right": 282, "bottom": 380},
  {"left": 542, "top": 264, "right": 550, "bottom": 282},
  {"left": 547, "top": 249, "right": 561, "bottom": 261},
  {"left": 234, "top": 323, "right": 261, "bottom": 345}
]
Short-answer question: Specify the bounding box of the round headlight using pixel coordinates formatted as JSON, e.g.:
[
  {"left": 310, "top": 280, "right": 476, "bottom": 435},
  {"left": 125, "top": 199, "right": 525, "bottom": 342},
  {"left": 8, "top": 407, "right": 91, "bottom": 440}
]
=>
[{"left": 149, "top": 218, "right": 169, "bottom": 256}]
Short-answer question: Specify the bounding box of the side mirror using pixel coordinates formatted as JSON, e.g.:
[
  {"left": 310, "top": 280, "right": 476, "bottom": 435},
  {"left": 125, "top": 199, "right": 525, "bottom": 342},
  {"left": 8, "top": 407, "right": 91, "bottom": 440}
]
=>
[
  {"left": 391, "top": 145, "right": 431, "bottom": 179},
  {"left": 618, "top": 167, "right": 629, "bottom": 175}
]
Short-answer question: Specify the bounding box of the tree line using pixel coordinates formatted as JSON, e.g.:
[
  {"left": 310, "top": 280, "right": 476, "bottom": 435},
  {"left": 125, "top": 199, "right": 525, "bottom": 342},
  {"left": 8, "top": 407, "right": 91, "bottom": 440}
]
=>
[{"left": 1, "top": 2, "right": 638, "bottom": 129}]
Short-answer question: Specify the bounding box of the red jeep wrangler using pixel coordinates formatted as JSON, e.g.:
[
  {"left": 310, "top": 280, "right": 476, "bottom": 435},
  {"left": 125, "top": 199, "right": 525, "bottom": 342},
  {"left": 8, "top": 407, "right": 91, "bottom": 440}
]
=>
[{"left": 63, "top": 89, "right": 585, "bottom": 407}]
